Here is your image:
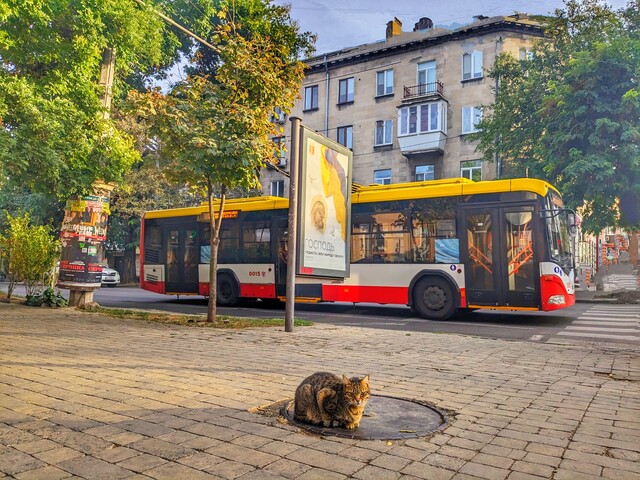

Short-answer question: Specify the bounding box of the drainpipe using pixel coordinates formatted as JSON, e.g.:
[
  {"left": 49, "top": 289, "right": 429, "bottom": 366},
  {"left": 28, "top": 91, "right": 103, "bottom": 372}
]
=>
[{"left": 324, "top": 55, "right": 330, "bottom": 136}]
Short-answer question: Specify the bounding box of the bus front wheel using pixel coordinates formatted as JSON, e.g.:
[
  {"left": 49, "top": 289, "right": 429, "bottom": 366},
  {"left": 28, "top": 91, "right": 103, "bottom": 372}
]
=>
[
  {"left": 217, "top": 274, "right": 239, "bottom": 306},
  {"left": 413, "top": 277, "right": 456, "bottom": 320}
]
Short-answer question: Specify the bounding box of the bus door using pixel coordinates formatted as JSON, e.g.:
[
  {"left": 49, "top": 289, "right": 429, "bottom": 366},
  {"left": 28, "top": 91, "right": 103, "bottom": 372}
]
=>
[
  {"left": 274, "top": 223, "right": 288, "bottom": 293},
  {"left": 461, "top": 206, "right": 538, "bottom": 308},
  {"left": 164, "top": 224, "right": 199, "bottom": 294}
]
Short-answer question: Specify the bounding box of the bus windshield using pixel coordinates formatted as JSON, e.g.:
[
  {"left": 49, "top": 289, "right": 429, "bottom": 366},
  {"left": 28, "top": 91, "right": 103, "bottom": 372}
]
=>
[{"left": 544, "top": 192, "right": 573, "bottom": 273}]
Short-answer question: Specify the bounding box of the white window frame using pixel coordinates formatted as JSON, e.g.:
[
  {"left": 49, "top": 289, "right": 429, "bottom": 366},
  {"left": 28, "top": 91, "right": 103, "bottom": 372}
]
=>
[
  {"left": 338, "top": 77, "right": 355, "bottom": 104},
  {"left": 417, "top": 60, "right": 436, "bottom": 93},
  {"left": 415, "top": 165, "right": 435, "bottom": 182},
  {"left": 462, "top": 106, "right": 483, "bottom": 134},
  {"left": 519, "top": 47, "right": 533, "bottom": 60},
  {"left": 376, "top": 69, "right": 394, "bottom": 96},
  {"left": 462, "top": 50, "right": 483, "bottom": 80},
  {"left": 374, "top": 120, "right": 393, "bottom": 146},
  {"left": 270, "top": 180, "right": 285, "bottom": 197},
  {"left": 461, "top": 160, "right": 483, "bottom": 181},
  {"left": 374, "top": 169, "right": 392, "bottom": 185},
  {"left": 398, "top": 101, "right": 447, "bottom": 136},
  {"left": 304, "top": 85, "right": 318, "bottom": 110},
  {"left": 273, "top": 136, "right": 286, "bottom": 166},
  {"left": 337, "top": 125, "right": 353, "bottom": 149}
]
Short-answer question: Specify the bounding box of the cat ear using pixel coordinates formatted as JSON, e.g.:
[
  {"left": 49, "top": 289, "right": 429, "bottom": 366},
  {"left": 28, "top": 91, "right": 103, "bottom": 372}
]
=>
[
  {"left": 342, "top": 375, "right": 350, "bottom": 383},
  {"left": 362, "top": 375, "right": 370, "bottom": 385}
]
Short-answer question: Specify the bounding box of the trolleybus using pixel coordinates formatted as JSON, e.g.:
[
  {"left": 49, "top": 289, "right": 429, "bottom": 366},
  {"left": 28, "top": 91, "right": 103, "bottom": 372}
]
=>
[{"left": 140, "top": 178, "right": 576, "bottom": 320}]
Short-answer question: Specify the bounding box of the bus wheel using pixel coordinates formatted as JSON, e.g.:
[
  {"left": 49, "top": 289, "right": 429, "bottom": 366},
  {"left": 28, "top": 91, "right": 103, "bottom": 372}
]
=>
[
  {"left": 217, "top": 273, "right": 239, "bottom": 306},
  {"left": 413, "top": 277, "right": 456, "bottom": 320}
]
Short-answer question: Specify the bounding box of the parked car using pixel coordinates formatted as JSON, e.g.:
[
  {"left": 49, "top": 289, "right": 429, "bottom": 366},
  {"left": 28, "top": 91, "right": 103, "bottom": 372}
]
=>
[{"left": 101, "top": 267, "right": 120, "bottom": 287}]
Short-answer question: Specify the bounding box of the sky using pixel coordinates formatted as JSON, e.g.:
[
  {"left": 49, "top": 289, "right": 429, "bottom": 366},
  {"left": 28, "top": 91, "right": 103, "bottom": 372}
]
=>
[{"left": 275, "top": 0, "right": 631, "bottom": 55}]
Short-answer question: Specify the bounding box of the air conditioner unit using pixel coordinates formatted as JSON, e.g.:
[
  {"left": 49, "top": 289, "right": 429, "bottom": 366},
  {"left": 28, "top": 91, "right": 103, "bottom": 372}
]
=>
[
  {"left": 277, "top": 157, "right": 287, "bottom": 167},
  {"left": 271, "top": 109, "right": 286, "bottom": 124}
]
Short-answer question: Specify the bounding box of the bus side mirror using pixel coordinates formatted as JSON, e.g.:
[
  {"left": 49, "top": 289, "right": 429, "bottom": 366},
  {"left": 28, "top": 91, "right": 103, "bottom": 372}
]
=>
[{"left": 567, "top": 212, "right": 577, "bottom": 236}]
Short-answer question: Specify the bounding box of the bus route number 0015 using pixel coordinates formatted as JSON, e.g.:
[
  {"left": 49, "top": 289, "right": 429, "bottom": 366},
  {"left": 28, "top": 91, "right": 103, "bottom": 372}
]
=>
[{"left": 248, "top": 271, "right": 264, "bottom": 277}]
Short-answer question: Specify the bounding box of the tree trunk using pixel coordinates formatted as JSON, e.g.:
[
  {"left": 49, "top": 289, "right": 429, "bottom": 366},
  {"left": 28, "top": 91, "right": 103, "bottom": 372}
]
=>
[{"left": 206, "top": 181, "right": 226, "bottom": 323}]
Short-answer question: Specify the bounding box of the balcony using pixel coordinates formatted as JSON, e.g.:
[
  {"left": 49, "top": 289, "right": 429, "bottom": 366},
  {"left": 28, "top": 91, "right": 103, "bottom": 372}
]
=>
[
  {"left": 397, "top": 131, "right": 447, "bottom": 155},
  {"left": 402, "top": 81, "right": 444, "bottom": 102}
]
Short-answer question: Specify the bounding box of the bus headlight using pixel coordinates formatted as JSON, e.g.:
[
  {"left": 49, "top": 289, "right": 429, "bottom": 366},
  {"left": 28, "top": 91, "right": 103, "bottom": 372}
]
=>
[{"left": 547, "top": 295, "right": 566, "bottom": 305}]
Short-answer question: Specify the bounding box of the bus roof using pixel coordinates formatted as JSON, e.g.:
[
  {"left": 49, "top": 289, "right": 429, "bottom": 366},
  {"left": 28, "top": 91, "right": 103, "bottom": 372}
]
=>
[{"left": 143, "top": 178, "right": 558, "bottom": 219}]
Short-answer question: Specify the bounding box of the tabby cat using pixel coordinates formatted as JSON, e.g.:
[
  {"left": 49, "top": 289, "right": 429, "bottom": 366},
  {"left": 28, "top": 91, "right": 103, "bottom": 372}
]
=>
[{"left": 294, "top": 372, "right": 370, "bottom": 429}]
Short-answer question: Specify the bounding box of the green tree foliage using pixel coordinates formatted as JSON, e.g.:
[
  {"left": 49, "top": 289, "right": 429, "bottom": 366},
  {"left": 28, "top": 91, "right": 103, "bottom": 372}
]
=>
[
  {"left": 472, "top": 0, "right": 640, "bottom": 233},
  {"left": 0, "top": 214, "right": 60, "bottom": 299},
  {"left": 128, "top": 1, "right": 310, "bottom": 321},
  {"left": 0, "top": 0, "right": 175, "bottom": 199}
]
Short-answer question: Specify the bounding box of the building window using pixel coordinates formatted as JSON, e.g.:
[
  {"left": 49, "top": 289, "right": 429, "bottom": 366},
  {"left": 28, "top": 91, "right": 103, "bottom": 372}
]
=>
[
  {"left": 461, "top": 160, "right": 482, "bottom": 181},
  {"left": 374, "top": 169, "right": 391, "bottom": 185},
  {"left": 304, "top": 85, "right": 318, "bottom": 110},
  {"left": 417, "top": 60, "right": 436, "bottom": 93},
  {"left": 398, "top": 102, "right": 446, "bottom": 136},
  {"left": 338, "top": 77, "right": 354, "bottom": 104},
  {"left": 415, "top": 165, "right": 435, "bottom": 182},
  {"left": 462, "top": 106, "right": 483, "bottom": 134},
  {"left": 270, "top": 180, "right": 285, "bottom": 197},
  {"left": 337, "top": 125, "right": 353, "bottom": 149},
  {"left": 376, "top": 69, "right": 393, "bottom": 96},
  {"left": 462, "top": 50, "right": 483, "bottom": 80},
  {"left": 375, "top": 120, "right": 393, "bottom": 146},
  {"left": 273, "top": 136, "right": 286, "bottom": 166},
  {"left": 519, "top": 47, "right": 533, "bottom": 60}
]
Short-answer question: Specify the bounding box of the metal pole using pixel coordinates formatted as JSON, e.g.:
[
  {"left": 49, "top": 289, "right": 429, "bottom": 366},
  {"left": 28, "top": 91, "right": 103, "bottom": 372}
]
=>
[{"left": 285, "top": 117, "right": 302, "bottom": 332}]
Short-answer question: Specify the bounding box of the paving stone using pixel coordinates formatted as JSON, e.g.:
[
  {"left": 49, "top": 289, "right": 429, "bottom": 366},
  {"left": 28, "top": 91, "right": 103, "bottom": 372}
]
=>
[
  {"left": 13, "top": 465, "right": 72, "bottom": 480},
  {"left": 287, "top": 448, "right": 365, "bottom": 475},
  {"left": 400, "top": 461, "right": 455, "bottom": 480},
  {"left": 57, "top": 455, "right": 133, "bottom": 479},
  {"left": 262, "top": 458, "right": 312, "bottom": 479},
  {"left": 0, "top": 448, "right": 45, "bottom": 476},
  {"left": 142, "top": 461, "right": 220, "bottom": 479},
  {"left": 352, "top": 464, "right": 401, "bottom": 480},
  {"left": 128, "top": 437, "right": 195, "bottom": 461},
  {"left": 115, "top": 453, "right": 168, "bottom": 473}
]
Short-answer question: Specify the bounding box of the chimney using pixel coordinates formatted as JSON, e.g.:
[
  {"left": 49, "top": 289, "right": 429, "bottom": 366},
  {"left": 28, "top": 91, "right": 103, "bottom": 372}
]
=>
[
  {"left": 386, "top": 17, "right": 403, "bottom": 39},
  {"left": 413, "top": 17, "right": 433, "bottom": 32}
]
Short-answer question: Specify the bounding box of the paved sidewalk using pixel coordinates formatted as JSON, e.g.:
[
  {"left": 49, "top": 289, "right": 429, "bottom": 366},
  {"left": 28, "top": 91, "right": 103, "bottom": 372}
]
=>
[{"left": 1, "top": 303, "right": 639, "bottom": 480}]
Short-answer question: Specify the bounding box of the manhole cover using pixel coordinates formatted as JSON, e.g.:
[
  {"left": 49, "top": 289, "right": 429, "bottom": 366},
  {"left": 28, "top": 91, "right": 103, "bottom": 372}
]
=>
[{"left": 281, "top": 394, "right": 447, "bottom": 440}]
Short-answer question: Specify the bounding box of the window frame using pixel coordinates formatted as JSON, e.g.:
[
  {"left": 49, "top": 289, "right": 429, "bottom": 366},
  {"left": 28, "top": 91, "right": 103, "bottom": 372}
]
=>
[
  {"left": 374, "top": 169, "right": 392, "bottom": 185},
  {"left": 376, "top": 69, "right": 394, "bottom": 97},
  {"left": 337, "top": 125, "right": 353, "bottom": 149},
  {"left": 304, "top": 85, "right": 319, "bottom": 111},
  {"left": 461, "top": 160, "right": 483, "bottom": 181},
  {"left": 374, "top": 120, "right": 393, "bottom": 146},
  {"left": 398, "top": 101, "right": 446, "bottom": 136},
  {"left": 462, "top": 106, "right": 483, "bottom": 134},
  {"left": 462, "top": 50, "right": 483, "bottom": 80},
  {"left": 270, "top": 180, "right": 285, "bottom": 197},
  {"left": 338, "top": 77, "right": 355, "bottom": 104},
  {"left": 415, "top": 165, "right": 435, "bottom": 182}
]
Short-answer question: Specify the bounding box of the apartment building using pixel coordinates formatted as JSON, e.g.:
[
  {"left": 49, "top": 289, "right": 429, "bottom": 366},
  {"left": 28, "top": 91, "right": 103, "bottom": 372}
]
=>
[{"left": 262, "top": 14, "right": 544, "bottom": 196}]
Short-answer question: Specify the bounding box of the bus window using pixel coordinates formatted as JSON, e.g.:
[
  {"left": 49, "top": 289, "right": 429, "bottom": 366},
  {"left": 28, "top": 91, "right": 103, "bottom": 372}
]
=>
[
  {"left": 243, "top": 222, "right": 271, "bottom": 262},
  {"left": 410, "top": 197, "right": 458, "bottom": 263},
  {"left": 351, "top": 202, "right": 411, "bottom": 263},
  {"left": 505, "top": 210, "right": 534, "bottom": 292}
]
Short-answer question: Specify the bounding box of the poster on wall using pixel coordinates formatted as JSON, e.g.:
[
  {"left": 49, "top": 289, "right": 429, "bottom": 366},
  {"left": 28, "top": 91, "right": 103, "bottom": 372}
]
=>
[
  {"left": 296, "top": 127, "right": 353, "bottom": 278},
  {"left": 57, "top": 195, "right": 110, "bottom": 287}
]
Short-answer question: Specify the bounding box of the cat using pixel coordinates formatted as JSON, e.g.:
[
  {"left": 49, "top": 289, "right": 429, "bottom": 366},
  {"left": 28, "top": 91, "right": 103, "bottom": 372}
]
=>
[{"left": 294, "top": 372, "right": 370, "bottom": 429}]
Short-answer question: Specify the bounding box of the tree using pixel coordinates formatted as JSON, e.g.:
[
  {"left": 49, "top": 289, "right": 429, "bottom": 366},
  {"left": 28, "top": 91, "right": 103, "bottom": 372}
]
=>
[
  {"left": 129, "top": 1, "right": 311, "bottom": 322},
  {"left": 0, "top": 0, "right": 177, "bottom": 199},
  {"left": 0, "top": 214, "right": 59, "bottom": 299},
  {"left": 472, "top": 0, "right": 640, "bottom": 233}
]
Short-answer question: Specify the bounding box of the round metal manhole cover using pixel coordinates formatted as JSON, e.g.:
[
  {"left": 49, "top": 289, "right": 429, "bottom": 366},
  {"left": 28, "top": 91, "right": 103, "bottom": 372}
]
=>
[{"left": 281, "top": 394, "right": 447, "bottom": 440}]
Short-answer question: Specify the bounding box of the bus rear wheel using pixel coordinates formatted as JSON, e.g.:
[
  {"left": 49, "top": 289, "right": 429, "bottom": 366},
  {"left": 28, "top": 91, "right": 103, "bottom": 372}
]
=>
[
  {"left": 217, "top": 273, "right": 239, "bottom": 306},
  {"left": 413, "top": 277, "right": 456, "bottom": 320}
]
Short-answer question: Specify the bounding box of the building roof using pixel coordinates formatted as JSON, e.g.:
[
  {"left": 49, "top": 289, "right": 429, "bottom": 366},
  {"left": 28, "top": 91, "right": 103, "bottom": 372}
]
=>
[{"left": 305, "top": 15, "right": 546, "bottom": 73}]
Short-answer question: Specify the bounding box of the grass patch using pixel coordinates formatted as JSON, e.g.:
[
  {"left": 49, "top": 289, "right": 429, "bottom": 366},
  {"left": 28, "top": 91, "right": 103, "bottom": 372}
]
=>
[{"left": 90, "top": 306, "right": 313, "bottom": 328}]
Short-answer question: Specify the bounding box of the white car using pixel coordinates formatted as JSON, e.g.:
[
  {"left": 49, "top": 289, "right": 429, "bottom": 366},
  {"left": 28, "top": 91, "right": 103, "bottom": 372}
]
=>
[{"left": 101, "top": 267, "right": 121, "bottom": 287}]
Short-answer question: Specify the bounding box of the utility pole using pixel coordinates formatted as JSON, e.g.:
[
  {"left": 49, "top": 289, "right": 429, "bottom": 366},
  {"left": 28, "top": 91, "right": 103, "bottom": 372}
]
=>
[{"left": 285, "top": 117, "right": 301, "bottom": 332}]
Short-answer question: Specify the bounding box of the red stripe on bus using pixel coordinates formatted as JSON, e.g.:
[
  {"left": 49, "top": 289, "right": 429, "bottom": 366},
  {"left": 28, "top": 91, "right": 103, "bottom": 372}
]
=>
[
  {"left": 240, "top": 283, "right": 276, "bottom": 299},
  {"left": 198, "top": 283, "right": 276, "bottom": 298},
  {"left": 540, "top": 275, "right": 575, "bottom": 311},
  {"left": 142, "top": 280, "right": 165, "bottom": 295},
  {"left": 322, "top": 285, "right": 409, "bottom": 304},
  {"left": 459, "top": 287, "right": 466, "bottom": 307}
]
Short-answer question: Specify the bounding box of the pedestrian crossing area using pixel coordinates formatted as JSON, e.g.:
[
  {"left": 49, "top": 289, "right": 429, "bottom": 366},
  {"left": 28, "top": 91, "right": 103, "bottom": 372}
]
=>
[{"left": 557, "top": 305, "right": 640, "bottom": 343}]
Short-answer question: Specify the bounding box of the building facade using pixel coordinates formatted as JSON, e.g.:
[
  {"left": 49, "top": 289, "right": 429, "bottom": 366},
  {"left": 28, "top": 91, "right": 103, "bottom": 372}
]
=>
[{"left": 261, "top": 14, "right": 544, "bottom": 196}]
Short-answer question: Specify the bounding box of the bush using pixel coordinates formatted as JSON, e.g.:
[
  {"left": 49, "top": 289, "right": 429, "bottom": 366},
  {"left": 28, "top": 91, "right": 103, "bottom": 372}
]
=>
[
  {"left": 0, "top": 213, "right": 60, "bottom": 299},
  {"left": 25, "top": 287, "right": 68, "bottom": 307}
]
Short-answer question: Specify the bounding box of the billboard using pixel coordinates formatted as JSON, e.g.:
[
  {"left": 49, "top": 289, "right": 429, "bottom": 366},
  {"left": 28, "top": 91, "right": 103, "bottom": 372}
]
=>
[
  {"left": 296, "top": 127, "right": 353, "bottom": 278},
  {"left": 57, "top": 195, "right": 110, "bottom": 287}
]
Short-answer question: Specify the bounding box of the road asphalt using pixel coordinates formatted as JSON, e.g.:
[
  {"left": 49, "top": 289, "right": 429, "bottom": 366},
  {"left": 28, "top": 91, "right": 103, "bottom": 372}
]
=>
[{"left": 1, "top": 298, "right": 639, "bottom": 480}]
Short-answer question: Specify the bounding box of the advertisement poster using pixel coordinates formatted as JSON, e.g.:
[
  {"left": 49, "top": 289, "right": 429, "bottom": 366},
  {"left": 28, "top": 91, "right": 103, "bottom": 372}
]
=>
[
  {"left": 297, "top": 128, "right": 353, "bottom": 278},
  {"left": 57, "top": 195, "right": 110, "bottom": 287}
]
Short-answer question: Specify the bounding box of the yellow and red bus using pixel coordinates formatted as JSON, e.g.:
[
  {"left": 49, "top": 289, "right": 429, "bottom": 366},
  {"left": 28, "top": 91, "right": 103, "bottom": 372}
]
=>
[{"left": 140, "top": 178, "right": 576, "bottom": 320}]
